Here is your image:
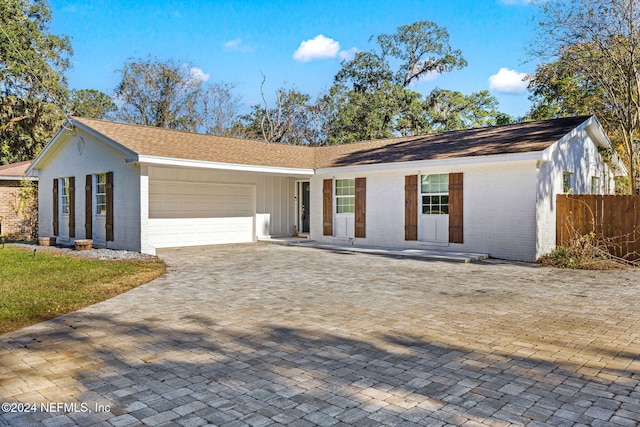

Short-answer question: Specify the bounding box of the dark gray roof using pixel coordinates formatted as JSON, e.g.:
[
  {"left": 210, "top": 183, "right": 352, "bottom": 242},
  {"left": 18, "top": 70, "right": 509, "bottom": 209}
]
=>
[{"left": 315, "top": 116, "right": 591, "bottom": 168}]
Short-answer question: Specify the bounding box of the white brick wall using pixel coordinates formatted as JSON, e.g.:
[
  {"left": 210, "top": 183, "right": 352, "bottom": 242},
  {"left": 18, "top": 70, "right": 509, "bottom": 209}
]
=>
[
  {"left": 35, "top": 130, "right": 142, "bottom": 251},
  {"left": 535, "top": 128, "right": 617, "bottom": 258},
  {"left": 311, "top": 125, "right": 615, "bottom": 262},
  {"left": 311, "top": 159, "right": 540, "bottom": 261}
]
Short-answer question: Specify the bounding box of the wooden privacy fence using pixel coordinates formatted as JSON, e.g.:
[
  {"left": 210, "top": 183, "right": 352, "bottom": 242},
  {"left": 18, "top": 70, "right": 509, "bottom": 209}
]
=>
[{"left": 556, "top": 195, "right": 640, "bottom": 260}]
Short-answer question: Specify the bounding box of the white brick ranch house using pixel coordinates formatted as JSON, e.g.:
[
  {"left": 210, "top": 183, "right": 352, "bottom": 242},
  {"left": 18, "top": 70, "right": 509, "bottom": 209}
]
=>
[{"left": 26, "top": 115, "right": 625, "bottom": 261}]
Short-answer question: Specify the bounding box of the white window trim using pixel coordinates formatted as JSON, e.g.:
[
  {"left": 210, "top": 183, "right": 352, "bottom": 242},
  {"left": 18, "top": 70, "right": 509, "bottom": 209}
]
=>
[
  {"left": 61, "top": 177, "right": 70, "bottom": 215},
  {"left": 420, "top": 173, "right": 449, "bottom": 215},
  {"left": 335, "top": 178, "right": 355, "bottom": 214},
  {"left": 563, "top": 172, "right": 573, "bottom": 193},
  {"left": 95, "top": 173, "right": 107, "bottom": 216},
  {"left": 591, "top": 176, "right": 601, "bottom": 195}
]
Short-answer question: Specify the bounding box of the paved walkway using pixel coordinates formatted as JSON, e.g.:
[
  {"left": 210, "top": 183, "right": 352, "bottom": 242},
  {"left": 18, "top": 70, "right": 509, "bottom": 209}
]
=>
[
  {"left": 261, "top": 238, "right": 489, "bottom": 263},
  {"left": 1, "top": 243, "right": 639, "bottom": 426}
]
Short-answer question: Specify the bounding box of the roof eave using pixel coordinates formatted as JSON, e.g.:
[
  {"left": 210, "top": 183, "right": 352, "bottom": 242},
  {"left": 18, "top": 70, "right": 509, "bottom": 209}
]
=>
[
  {"left": 316, "top": 151, "right": 544, "bottom": 174},
  {"left": 26, "top": 121, "right": 70, "bottom": 176},
  {"left": 133, "top": 155, "right": 315, "bottom": 176},
  {"left": 26, "top": 118, "right": 140, "bottom": 176}
]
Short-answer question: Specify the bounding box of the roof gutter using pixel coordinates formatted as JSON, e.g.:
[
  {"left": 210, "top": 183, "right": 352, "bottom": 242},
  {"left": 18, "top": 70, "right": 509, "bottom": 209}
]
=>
[
  {"left": 316, "top": 150, "right": 543, "bottom": 175},
  {"left": 131, "top": 155, "right": 315, "bottom": 176}
]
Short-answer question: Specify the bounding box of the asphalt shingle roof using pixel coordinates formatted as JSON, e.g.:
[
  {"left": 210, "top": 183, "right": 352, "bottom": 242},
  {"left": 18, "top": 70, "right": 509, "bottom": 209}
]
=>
[
  {"left": 73, "top": 116, "right": 592, "bottom": 170},
  {"left": 74, "top": 117, "right": 316, "bottom": 169},
  {"left": 0, "top": 160, "right": 32, "bottom": 177}
]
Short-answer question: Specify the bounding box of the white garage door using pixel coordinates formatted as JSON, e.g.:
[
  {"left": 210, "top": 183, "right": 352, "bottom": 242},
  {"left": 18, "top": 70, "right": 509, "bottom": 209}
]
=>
[{"left": 148, "top": 181, "right": 255, "bottom": 248}]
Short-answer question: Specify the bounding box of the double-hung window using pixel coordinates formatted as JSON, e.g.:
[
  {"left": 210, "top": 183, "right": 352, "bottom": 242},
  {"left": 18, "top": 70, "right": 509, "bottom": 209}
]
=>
[
  {"left": 563, "top": 172, "right": 573, "bottom": 193},
  {"left": 95, "top": 173, "right": 107, "bottom": 215},
  {"left": 61, "top": 177, "right": 70, "bottom": 214},
  {"left": 335, "top": 179, "right": 355, "bottom": 213},
  {"left": 421, "top": 174, "right": 449, "bottom": 214},
  {"left": 591, "top": 176, "right": 601, "bottom": 195}
]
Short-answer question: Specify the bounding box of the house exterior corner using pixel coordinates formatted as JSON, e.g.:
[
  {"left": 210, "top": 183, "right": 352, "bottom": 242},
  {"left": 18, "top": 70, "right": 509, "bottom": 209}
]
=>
[{"left": 29, "top": 128, "right": 144, "bottom": 252}]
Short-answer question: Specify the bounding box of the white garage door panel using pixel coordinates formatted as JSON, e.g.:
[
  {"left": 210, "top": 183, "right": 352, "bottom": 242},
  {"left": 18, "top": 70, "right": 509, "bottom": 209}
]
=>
[
  {"left": 149, "top": 181, "right": 254, "bottom": 219},
  {"left": 148, "top": 217, "right": 254, "bottom": 248},
  {"left": 148, "top": 181, "right": 255, "bottom": 247}
]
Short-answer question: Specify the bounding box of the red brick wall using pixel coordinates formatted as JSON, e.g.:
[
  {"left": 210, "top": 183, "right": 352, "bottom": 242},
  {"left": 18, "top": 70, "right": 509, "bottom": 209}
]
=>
[{"left": 0, "top": 181, "right": 38, "bottom": 240}]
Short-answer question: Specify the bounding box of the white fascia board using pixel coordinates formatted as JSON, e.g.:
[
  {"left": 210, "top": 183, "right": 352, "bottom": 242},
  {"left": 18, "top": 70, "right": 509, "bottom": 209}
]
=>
[
  {"left": 26, "top": 118, "right": 140, "bottom": 175},
  {"left": 0, "top": 176, "right": 38, "bottom": 181},
  {"left": 316, "top": 151, "right": 543, "bottom": 175},
  {"left": 132, "top": 155, "right": 315, "bottom": 177},
  {"left": 542, "top": 115, "right": 627, "bottom": 176}
]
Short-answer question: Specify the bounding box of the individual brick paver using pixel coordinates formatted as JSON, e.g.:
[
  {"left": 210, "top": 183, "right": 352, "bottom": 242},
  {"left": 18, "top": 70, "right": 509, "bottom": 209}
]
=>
[{"left": 1, "top": 242, "right": 640, "bottom": 426}]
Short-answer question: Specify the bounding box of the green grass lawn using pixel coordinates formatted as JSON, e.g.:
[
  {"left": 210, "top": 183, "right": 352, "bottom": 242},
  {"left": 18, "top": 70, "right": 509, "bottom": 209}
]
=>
[{"left": 0, "top": 246, "right": 166, "bottom": 334}]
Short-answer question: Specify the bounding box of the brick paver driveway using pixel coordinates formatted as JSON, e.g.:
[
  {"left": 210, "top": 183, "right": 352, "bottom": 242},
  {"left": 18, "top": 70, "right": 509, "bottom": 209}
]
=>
[{"left": 1, "top": 243, "right": 639, "bottom": 426}]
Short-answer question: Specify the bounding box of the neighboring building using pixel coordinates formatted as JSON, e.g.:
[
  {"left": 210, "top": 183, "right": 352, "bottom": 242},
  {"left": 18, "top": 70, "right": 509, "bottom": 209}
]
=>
[
  {"left": 0, "top": 161, "right": 37, "bottom": 240},
  {"left": 26, "top": 115, "right": 625, "bottom": 261}
]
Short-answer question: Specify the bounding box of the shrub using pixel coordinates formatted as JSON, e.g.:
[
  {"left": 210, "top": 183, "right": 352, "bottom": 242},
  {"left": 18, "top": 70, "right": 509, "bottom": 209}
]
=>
[{"left": 540, "top": 232, "right": 637, "bottom": 270}]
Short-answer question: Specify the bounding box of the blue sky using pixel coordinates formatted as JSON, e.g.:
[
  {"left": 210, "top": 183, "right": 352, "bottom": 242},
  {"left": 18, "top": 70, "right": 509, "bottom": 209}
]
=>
[{"left": 49, "top": 0, "right": 541, "bottom": 118}]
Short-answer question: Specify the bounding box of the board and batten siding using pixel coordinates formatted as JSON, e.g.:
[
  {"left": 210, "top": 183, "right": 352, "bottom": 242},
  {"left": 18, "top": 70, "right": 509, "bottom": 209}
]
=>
[{"left": 146, "top": 167, "right": 297, "bottom": 249}]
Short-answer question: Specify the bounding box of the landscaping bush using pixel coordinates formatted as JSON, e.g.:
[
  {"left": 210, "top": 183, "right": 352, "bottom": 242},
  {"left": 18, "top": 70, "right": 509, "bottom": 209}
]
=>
[{"left": 540, "top": 232, "right": 637, "bottom": 270}]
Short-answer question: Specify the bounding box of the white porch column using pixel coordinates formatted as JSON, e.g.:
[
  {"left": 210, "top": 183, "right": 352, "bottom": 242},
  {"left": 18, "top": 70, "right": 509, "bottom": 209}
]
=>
[{"left": 139, "top": 165, "right": 155, "bottom": 255}]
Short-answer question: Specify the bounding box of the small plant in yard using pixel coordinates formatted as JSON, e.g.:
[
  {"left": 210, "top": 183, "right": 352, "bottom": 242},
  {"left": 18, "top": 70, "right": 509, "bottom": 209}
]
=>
[
  {"left": 540, "top": 231, "right": 638, "bottom": 270},
  {"left": 0, "top": 247, "right": 166, "bottom": 334}
]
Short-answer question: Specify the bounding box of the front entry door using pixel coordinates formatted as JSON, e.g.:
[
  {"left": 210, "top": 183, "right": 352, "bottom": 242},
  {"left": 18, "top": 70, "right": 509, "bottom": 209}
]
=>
[{"left": 299, "top": 181, "right": 310, "bottom": 233}]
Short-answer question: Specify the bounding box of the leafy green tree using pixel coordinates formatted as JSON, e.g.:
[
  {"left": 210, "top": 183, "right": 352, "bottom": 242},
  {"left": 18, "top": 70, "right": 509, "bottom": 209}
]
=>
[
  {"left": 532, "top": 0, "right": 640, "bottom": 193},
  {"left": 376, "top": 20, "right": 467, "bottom": 86},
  {"left": 495, "top": 112, "right": 514, "bottom": 126},
  {"left": 327, "top": 20, "right": 468, "bottom": 144},
  {"left": 527, "top": 52, "right": 604, "bottom": 121},
  {"left": 327, "top": 82, "right": 426, "bottom": 144},
  {"left": 69, "top": 89, "right": 117, "bottom": 119},
  {"left": 0, "top": 0, "right": 72, "bottom": 163},
  {"left": 334, "top": 51, "right": 393, "bottom": 94},
  {"left": 425, "top": 89, "right": 499, "bottom": 132}
]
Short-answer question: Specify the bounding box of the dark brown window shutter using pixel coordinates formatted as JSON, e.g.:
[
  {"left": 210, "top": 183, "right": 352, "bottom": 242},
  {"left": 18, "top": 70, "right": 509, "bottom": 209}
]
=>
[
  {"left": 405, "top": 175, "right": 418, "bottom": 240},
  {"left": 355, "top": 177, "right": 366, "bottom": 238},
  {"left": 322, "top": 179, "right": 333, "bottom": 236},
  {"left": 449, "top": 172, "right": 464, "bottom": 243},
  {"left": 68, "top": 176, "right": 75, "bottom": 238},
  {"left": 53, "top": 179, "right": 59, "bottom": 236},
  {"left": 85, "top": 175, "right": 92, "bottom": 239},
  {"left": 106, "top": 172, "right": 114, "bottom": 241}
]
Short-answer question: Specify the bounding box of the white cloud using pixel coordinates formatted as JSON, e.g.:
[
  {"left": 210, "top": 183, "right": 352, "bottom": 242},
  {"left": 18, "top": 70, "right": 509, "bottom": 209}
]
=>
[
  {"left": 293, "top": 34, "right": 341, "bottom": 62},
  {"left": 224, "top": 38, "right": 253, "bottom": 53},
  {"left": 338, "top": 47, "right": 358, "bottom": 62},
  {"left": 488, "top": 68, "right": 529, "bottom": 94},
  {"left": 188, "top": 66, "right": 210, "bottom": 83}
]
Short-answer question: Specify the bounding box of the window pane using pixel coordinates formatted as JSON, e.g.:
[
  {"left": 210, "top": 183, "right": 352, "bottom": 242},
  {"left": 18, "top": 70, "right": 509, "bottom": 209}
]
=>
[
  {"left": 336, "top": 179, "right": 354, "bottom": 195},
  {"left": 336, "top": 197, "right": 354, "bottom": 213},
  {"left": 563, "top": 172, "right": 572, "bottom": 193},
  {"left": 421, "top": 174, "right": 449, "bottom": 214},
  {"left": 95, "top": 173, "right": 107, "bottom": 215},
  {"left": 61, "top": 178, "right": 69, "bottom": 214},
  {"left": 421, "top": 174, "right": 449, "bottom": 193}
]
